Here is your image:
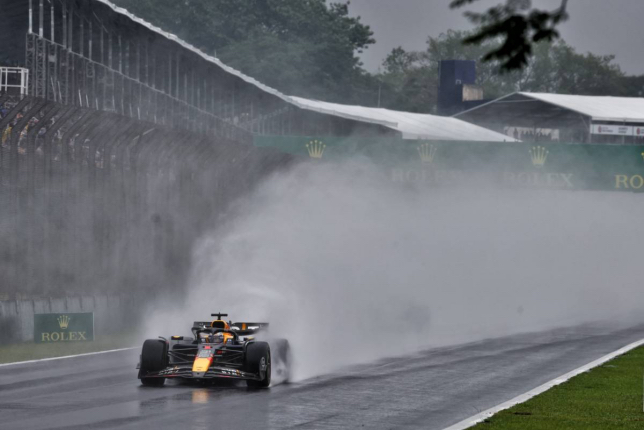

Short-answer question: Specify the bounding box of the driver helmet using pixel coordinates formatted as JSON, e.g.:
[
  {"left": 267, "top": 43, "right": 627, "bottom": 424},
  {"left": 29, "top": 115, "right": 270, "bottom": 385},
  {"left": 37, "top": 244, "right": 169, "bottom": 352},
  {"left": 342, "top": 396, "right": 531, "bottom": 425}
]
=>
[
  {"left": 211, "top": 320, "right": 230, "bottom": 330},
  {"left": 199, "top": 332, "right": 225, "bottom": 344}
]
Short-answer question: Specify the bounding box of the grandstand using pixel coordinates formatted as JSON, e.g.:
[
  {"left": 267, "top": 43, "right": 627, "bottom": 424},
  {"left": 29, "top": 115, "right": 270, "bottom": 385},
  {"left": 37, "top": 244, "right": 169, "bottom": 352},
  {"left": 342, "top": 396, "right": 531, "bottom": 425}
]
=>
[
  {"left": 456, "top": 92, "right": 644, "bottom": 145},
  {"left": 0, "top": 0, "right": 301, "bottom": 299},
  {"left": 0, "top": 0, "right": 511, "bottom": 143}
]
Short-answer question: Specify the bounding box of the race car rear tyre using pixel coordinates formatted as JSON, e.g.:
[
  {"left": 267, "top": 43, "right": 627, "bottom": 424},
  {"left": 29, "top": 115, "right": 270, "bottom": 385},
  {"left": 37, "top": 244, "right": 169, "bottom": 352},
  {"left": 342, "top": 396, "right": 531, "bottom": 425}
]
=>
[
  {"left": 140, "top": 339, "right": 168, "bottom": 387},
  {"left": 244, "top": 342, "right": 271, "bottom": 388}
]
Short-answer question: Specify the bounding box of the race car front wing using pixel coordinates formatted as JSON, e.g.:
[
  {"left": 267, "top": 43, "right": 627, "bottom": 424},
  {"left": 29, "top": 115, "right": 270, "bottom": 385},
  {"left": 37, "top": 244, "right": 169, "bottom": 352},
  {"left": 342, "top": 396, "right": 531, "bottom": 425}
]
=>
[{"left": 140, "top": 365, "right": 262, "bottom": 381}]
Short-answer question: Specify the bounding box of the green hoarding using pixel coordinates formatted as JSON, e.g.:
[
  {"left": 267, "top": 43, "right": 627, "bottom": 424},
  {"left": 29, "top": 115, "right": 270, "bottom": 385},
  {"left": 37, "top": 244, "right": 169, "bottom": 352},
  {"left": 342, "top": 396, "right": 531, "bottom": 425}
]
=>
[
  {"left": 254, "top": 135, "right": 644, "bottom": 192},
  {"left": 34, "top": 313, "right": 94, "bottom": 343}
]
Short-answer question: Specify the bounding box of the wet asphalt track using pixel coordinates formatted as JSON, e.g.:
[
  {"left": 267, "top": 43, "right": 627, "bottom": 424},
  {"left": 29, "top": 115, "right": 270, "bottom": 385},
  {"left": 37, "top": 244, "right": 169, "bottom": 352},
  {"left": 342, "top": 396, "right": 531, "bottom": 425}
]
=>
[{"left": 1, "top": 323, "right": 644, "bottom": 430}]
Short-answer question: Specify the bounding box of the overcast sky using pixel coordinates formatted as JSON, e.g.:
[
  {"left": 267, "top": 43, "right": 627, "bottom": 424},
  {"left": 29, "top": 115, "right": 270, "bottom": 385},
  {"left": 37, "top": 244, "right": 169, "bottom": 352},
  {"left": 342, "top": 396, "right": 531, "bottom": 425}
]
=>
[{"left": 348, "top": 0, "right": 644, "bottom": 75}]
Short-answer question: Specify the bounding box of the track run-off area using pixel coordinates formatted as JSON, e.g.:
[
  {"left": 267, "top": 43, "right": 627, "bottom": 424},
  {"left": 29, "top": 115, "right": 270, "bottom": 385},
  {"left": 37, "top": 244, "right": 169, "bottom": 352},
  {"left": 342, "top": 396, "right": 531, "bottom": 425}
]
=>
[{"left": 1, "top": 323, "right": 643, "bottom": 430}]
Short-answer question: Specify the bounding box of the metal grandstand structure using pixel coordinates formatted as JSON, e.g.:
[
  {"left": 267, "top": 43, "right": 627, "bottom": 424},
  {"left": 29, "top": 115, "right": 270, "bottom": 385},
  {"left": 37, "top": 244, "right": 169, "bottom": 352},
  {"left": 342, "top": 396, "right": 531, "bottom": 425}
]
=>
[
  {"left": 0, "top": 0, "right": 509, "bottom": 300},
  {"left": 0, "top": 67, "right": 28, "bottom": 96},
  {"left": 0, "top": 0, "right": 301, "bottom": 299},
  {"left": 0, "top": 0, "right": 396, "bottom": 139}
]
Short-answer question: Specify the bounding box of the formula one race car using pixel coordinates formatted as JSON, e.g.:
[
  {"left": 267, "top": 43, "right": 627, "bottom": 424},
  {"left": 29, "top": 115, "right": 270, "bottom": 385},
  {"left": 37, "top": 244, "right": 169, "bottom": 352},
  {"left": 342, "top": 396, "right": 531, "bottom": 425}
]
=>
[{"left": 137, "top": 313, "right": 290, "bottom": 388}]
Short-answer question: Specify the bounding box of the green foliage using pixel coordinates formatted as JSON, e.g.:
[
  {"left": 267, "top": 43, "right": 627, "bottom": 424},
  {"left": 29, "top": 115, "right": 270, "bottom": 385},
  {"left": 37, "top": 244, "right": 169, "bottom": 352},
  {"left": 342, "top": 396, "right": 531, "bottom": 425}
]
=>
[
  {"left": 377, "top": 47, "right": 434, "bottom": 113},
  {"left": 112, "top": 0, "right": 375, "bottom": 103},
  {"left": 451, "top": 0, "right": 570, "bottom": 71},
  {"left": 111, "top": 0, "right": 642, "bottom": 114},
  {"left": 377, "top": 30, "right": 640, "bottom": 113},
  {"left": 621, "top": 76, "right": 644, "bottom": 98},
  {"left": 377, "top": 30, "right": 517, "bottom": 113}
]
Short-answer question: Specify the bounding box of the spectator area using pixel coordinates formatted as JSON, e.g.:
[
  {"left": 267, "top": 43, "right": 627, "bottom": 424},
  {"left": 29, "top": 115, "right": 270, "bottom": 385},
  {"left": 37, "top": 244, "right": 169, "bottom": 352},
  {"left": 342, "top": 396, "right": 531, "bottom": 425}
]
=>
[
  {"left": 455, "top": 92, "right": 644, "bottom": 144},
  {"left": 1, "top": 0, "right": 515, "bottom": 143}
]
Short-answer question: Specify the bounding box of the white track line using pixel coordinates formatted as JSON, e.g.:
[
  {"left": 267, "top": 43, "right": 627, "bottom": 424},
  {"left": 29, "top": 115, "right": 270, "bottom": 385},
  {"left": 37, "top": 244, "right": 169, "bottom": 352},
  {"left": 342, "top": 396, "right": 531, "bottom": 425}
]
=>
[
  {"left": 0, "top": 347, "right": 137, "bottom": 367},
  {"left": 443, "top": 338, "right": 644, "bottom": 430}
]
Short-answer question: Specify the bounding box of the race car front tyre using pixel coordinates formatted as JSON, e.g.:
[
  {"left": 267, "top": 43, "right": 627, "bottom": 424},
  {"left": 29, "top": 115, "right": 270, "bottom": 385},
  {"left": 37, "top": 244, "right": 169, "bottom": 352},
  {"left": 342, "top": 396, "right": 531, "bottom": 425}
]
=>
[
  {"left": 244, "top": 342, "right": 271, "bottom": 388},
  {"left": 140, "top": 339, "right": 168, "bottom": 387}
]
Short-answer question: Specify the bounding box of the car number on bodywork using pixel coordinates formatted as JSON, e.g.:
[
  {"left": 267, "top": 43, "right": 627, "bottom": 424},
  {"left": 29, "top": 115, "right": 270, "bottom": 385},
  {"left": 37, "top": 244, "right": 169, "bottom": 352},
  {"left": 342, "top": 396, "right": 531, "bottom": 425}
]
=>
[{"left": 198, "top": 349, "right": 214, "bottom": 358}]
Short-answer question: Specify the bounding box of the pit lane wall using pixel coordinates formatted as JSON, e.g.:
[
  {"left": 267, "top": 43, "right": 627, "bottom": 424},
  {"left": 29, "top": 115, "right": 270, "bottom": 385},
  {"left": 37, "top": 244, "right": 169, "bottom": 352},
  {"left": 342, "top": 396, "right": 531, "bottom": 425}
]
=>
[
  {"left": 255, "top": 136, "right": 644, "bottom": 192},
  {"left": 0, "top": 294, "right": 144, "bottom": 343}
]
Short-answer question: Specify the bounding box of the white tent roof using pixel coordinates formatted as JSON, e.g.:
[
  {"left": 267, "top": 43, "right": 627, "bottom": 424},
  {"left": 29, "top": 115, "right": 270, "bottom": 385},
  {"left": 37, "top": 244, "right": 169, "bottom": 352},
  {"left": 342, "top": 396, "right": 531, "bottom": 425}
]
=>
[
  {"left": 289, "top": 96, "right": 514, "bottom": 141},
  {"left": 518, "top": 92, "right": 644, "bottom": 123}
]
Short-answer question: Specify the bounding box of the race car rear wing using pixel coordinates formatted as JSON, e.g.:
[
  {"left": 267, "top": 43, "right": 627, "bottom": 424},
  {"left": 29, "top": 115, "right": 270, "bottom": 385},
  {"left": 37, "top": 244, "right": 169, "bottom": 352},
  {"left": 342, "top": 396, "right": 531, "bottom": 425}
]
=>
[
  {"left": 192, "top": 321, "right": 213, "bottom": 330},
  {"left": 191, "top": 321, "right": 269, "bottom": 336},
  {"left": 231, "top": 322, "right": 269, "bottom": 336}
]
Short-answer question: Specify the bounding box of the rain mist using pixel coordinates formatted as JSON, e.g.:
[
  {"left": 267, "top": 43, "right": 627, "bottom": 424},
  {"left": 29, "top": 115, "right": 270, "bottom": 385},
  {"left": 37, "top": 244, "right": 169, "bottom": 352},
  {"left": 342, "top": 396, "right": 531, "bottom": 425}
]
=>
[{"left": 144, "top": 158, "right": 644, "bottom": 381}]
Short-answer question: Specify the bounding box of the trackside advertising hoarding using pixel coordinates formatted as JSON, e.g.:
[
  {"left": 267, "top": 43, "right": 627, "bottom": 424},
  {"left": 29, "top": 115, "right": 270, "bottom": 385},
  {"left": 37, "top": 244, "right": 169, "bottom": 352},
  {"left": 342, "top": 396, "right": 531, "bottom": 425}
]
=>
[
  {"left": 591, "top": 124, "right": 644, "bottom": 137},
  {"left": 254, "top": 136, "right": 644, "bottom": 192},
  {"left": 34, "top": 313, "right": 94, "bottom": 343}
]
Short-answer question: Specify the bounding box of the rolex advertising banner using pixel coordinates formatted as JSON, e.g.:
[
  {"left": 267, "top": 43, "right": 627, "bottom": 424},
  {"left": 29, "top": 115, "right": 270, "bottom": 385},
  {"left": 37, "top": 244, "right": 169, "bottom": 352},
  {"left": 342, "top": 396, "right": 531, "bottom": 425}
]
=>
[
  {"left": 254, "top": 136, "right": 644, "bottom": 192},
  {"left": 34, "top": 313, "right": 94, "bottom": 343}
]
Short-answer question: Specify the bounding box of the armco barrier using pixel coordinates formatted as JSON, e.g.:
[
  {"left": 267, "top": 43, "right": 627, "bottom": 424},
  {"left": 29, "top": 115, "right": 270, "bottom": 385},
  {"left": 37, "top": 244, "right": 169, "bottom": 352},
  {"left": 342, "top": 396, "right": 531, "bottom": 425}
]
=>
[{"left": 0, "top": 294, "right": 144, "bottom": 343}]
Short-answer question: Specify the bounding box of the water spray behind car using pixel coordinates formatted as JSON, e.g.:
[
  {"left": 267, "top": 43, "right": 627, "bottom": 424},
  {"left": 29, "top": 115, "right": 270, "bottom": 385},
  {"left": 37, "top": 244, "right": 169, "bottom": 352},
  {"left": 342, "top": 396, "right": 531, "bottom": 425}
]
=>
[{"left": 143, "top": 157, "right": 644, "bottom": 382}]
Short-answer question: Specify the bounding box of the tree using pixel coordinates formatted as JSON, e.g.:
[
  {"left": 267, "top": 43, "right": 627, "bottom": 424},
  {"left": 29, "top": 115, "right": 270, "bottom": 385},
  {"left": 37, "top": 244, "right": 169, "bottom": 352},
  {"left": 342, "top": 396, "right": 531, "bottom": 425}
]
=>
[
  {"left": 376, "top": 30, "right": 638, "bottom": 113},
  {"left": 376, "top": 30, "right": 519, "bottom": 113},
  {"left": 620, "top": 76, "right": 644, "bottom": 98},
  {"left": 451, "top": 0, "right": 569, "bottom": 71},
  {"left": 376, "top": 48, "right": 434, "bottom": 113},
  {"left": 523, "top": 41, "right": 626, "bottom": 96},
  {"left": 112, "top": 0, "right": 375, "bottom": 103},
  {"left": 111, "top": 0, "right": 642, "bottom": 111}
]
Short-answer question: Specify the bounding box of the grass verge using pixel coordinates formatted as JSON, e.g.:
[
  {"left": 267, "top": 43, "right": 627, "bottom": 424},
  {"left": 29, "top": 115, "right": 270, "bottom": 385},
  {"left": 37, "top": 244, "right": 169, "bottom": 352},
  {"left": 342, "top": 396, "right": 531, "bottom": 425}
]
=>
[
  {"left": 0, "top": 333, "right": 138, "bottom": 364},
  {"left": 471, "top": 346, "right": 644, "bottom": 429}
]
